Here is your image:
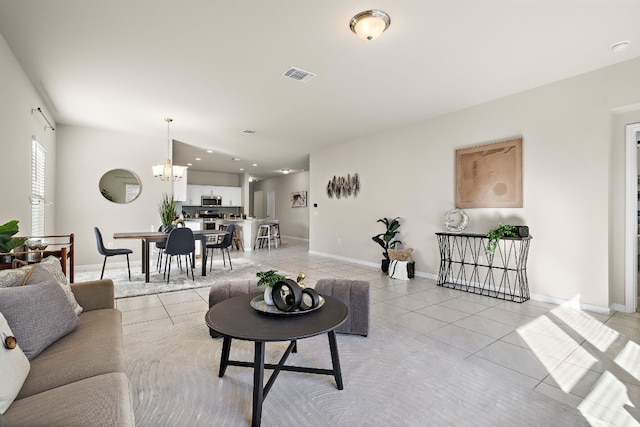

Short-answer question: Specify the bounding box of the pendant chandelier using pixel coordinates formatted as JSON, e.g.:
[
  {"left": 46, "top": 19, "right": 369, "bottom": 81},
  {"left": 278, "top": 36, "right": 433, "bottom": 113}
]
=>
[{"left": 152, "top": 118, "right": 185, "bottom": 181}]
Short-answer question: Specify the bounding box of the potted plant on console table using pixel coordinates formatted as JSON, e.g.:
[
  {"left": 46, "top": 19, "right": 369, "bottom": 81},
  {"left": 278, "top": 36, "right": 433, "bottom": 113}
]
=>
[{"left": 372, "top": 216, "right": 402, "bottom": 273}]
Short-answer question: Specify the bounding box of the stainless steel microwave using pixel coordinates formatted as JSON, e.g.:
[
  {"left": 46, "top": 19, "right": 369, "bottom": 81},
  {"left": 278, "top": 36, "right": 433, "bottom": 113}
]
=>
[{"left": 201, "top": 196, "right": 222, "bottom": 207}]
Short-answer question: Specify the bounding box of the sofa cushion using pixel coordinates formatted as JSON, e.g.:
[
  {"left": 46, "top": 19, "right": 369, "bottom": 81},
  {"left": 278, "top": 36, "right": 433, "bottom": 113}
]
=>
[
  {"left": 22, "top": 263, "right": 83, "bottom": 315},
  {"left": 0, "top": 257, "right": 82, "bottom": 315},
  {"left": 17, "top": 308, "right": 124, "bottom": 399},
  {"left": 0, "top": 281, "right": 79, "bottom": 361},
  {"left": 0, "top": 313, "right": 30, "bottom": 414},
  {"left": 5, "top": 372, "right": 135, "bottom": 427}
]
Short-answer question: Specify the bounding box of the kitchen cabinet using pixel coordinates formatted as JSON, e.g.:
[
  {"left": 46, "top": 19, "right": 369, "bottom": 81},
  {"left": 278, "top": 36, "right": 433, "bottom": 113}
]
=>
[
  {"left": 186, "top": 184, "right": 201, "bottom": 206},
  {"left": 173, "top": 169, "right": 188, "bottom": 201},
  {"left": 220, "top": 186, "right": 242, "bottom": 206},
  {"left": 185, "top": 184, "right": 241, "bottom": 206}
]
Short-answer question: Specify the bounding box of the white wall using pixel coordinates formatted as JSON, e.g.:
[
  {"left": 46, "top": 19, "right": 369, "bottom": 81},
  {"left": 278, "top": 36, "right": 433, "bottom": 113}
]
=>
[
  {"left": 0, "top": 34, "right": 56, "bottom": 236},
  {"left": 187, "top": 170, "right": 240, "bottom": 186},
  {"left": 310, "top": 57, "right": 640, "bottom": 311},
  {"left": 251, "top": 172, "right": 309, "bottom": 239},
  {"left": 55, "top": 125, "right": 172, "bottom": 266}
]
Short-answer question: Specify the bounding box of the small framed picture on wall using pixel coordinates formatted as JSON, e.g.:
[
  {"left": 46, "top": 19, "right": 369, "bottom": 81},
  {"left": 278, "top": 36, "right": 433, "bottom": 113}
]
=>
[{"left": 290, "top": 191, "right": 307, "bottom": 208}]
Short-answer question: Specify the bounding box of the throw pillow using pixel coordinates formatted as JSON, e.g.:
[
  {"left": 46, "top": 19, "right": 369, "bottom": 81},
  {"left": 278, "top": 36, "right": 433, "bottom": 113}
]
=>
[
  {"left": 22, "top": 264, "right": 83, "bottom": 315},
  {"left": 0, "top": 280, "right": 80, "bottom": 361},
  {"left": 388, "top": 248, "right": 414, "bottom": 262},
  {"left": 0, "top": 312, "right": 30, "bottom": 414},
  {"left": 0, "top": 264, "right": 31, "bottom": 288},
  {"left": 389, "top": 260, "right": 410, "bottom": 280}
]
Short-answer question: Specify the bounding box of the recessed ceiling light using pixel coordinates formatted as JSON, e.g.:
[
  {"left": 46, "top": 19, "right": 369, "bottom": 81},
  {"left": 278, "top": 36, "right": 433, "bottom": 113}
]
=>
[
  {"left": 187, "top": 163, "right": 193, "bottom": 166},
  {"left": 195, "top": 157, "right": 201, "bottom": 161},
  {"left": 281, "top": 169, "right": 290, "bottom": 174},
  {"left": 611, "top": 40, "right": 630, "bottom": 52},
  {"left": 206, "top": 150, "right": 213, "bottom": 153},
  {"left": 241, "top": 129, "right": 256, "bottom": 134},
  {"left": 232, "top": 157, "right": 241, "bottom": 161},
  {"left": 252, "top": 163, "right": 258, "bottom": 167},
  {"left": 240, "top": 168, "right": 245, "bottom": 171}
]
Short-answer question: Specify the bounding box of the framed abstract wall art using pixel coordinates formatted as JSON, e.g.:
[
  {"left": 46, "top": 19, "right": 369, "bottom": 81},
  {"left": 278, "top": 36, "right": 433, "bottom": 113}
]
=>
[
  {"left": 455, "top": 138, "right": 523, "bottom": 208},
  {"left": 290, "top": 191, "right": 307, "bottom": 208}
]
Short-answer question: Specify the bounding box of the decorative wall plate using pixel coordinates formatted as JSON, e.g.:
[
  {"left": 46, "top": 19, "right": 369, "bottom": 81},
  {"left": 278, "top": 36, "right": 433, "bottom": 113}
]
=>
[{"left": 444, "top": 209, "right": 470, "bottom": 232}]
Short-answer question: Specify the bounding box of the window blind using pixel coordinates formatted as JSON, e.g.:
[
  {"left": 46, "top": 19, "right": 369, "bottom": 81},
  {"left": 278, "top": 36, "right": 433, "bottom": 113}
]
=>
[{"left": 31, "top": 138, "right": 46, "bottom": 236}]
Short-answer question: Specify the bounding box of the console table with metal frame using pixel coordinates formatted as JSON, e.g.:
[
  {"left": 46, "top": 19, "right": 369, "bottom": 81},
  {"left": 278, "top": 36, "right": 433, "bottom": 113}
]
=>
[{"left": 435, "top": 232, "right": 532, "bottom": 303}]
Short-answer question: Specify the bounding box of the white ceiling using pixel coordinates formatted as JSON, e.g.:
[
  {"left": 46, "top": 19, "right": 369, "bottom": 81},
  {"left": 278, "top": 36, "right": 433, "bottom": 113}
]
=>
[{"left": 1, "top": 0, "right": 639, "bottom": 179}]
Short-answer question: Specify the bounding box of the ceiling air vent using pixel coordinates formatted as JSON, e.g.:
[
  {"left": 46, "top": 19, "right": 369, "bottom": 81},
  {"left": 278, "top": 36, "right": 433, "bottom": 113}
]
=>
[{"left": 282, "top": 67, "right": 316, "bottom": 83}]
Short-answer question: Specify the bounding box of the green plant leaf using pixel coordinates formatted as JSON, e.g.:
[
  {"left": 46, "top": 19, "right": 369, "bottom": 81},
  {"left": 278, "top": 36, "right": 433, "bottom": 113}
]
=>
[
  {"left": 256, "top": 269, "right": 286, "bottom": 287},
  {"left": 0, "top": 220, "right": 26, "bottom": 253}
]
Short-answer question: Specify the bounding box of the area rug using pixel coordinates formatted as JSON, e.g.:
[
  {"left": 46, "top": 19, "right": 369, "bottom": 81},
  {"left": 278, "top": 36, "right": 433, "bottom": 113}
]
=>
[
  {"left": 124, "top": 320, "right": 587, "bottom": 427},
  {"left": 75, "top": 258, "right": 293, "bottom": 299}
]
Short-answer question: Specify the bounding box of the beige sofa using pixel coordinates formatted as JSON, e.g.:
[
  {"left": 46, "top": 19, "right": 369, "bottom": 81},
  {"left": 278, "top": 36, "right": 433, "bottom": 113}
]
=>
[{"left": 2, "top": 279, "right": 135, "bottom": 426}]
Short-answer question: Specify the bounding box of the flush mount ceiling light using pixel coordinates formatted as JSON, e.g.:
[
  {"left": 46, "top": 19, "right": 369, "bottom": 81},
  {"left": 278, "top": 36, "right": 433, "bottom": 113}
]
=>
[
  {"left": 152, "top": 118, "right": 185, "bottom": 181},
  {"left": 281, "top": 169, "right": 290, "bottom": 174},
  {"left": 350, "top": 10, "right": 391, "bottom": 41}
]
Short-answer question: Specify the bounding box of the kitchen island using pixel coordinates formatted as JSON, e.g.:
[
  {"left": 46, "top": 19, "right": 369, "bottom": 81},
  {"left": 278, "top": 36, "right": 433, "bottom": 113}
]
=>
[{"left": 213, "top": 218, "right": 278, "bottom": 251}]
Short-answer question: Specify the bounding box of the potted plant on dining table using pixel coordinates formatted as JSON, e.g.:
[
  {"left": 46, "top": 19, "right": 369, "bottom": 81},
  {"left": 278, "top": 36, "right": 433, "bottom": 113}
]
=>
[{"left": 158, "top": 193, "right": 177, "bottom": 233}]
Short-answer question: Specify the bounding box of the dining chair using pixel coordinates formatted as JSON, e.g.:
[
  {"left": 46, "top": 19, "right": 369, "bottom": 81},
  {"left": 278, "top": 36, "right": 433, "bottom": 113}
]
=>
[
  {"left": 163, "top": 227, "right": 195, "bottom": 283},
  {"left": 206, "top": 224, "right": 234, "bottom": 271},
  {"left": 94, "top": 227, "right": 132, "bottom": 281},
  {"left": 155, "top": 226, "right": 168, "bottom": 272}
]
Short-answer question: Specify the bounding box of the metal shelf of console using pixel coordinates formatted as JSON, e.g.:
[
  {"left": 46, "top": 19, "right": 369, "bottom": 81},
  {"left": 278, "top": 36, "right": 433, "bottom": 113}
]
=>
[{"left": 435, "top": 232, "right": 532, "bottom": 303}]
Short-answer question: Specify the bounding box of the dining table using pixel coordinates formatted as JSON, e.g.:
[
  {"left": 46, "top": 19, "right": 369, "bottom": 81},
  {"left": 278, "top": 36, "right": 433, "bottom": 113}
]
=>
[{"left": 113, "top": 229, "right": 227, "bottom": 283}]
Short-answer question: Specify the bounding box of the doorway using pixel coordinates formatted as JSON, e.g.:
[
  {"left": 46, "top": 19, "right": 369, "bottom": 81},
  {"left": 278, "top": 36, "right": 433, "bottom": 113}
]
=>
[
  {"left": 625, "top": 123, "right": 640, "bottom": 312},
  {"left": 267, "top": 191, "right": 275, "bottom": 219}
]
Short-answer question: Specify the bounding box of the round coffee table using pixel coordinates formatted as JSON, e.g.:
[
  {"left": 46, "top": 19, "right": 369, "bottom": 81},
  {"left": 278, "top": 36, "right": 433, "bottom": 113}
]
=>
[{"left": 205, "top": 292, "right": 348, "bottom": 427}]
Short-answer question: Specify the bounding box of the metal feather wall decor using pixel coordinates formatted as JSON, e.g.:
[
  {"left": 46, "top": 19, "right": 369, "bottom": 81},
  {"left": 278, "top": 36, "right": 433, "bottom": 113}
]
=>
[{"left": 327, "top": 173, "right": 359, "bottom": 199}]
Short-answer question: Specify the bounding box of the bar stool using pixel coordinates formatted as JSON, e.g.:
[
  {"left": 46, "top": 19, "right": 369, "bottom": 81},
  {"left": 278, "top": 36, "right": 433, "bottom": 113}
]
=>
[
  {"left": 270, "top": 223, "right": 281, "bottom": 247},
  {"left": 254, "top": 224, "right": 273, "bottom": 250},
  {"left": 232, "top": 225, "right": 244, "bottom": 251}
]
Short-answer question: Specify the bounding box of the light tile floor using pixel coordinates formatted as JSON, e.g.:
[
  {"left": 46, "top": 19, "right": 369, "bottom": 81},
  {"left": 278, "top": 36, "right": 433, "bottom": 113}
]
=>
[{"left": 106, "top": 239, "right": 640, "bottom": 425}]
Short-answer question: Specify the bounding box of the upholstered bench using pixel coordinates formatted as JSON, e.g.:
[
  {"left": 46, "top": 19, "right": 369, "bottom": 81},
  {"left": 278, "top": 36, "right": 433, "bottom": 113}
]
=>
[
  {"left": 314, "top": 279, "right": 370, "bottom": 336},
  {"left": 208, "top": 279, "right": 258, "bottom": 338}
]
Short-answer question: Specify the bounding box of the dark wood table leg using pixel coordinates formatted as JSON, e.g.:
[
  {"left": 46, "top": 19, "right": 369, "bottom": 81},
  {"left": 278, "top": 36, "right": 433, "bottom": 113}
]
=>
[
  {"left": 144, "top": 239, "right": 151, "bottom": 283},
  {"left": 327, "top": 330, "right": 343, "bottom": 390},
  {"left": 141, "top": 240, "right": 146, "bottom": 275},
  {"left": 201, "top": 235, "right": 207, "bottom": 277},
  {"left": 218, "top": 337, "right": 231, "bottom": 377},
  {"left": 252, "top": 341, "right": 265, "bottom": 427}
]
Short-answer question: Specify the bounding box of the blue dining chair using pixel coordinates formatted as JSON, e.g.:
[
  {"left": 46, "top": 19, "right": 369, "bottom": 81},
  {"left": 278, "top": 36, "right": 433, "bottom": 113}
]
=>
[
  {"left": 163, "top": 227, "right": 195, "bottom": 283},
  {"left": 94, "top": 227, "right": 132, "bottom": 281},
  {"left": 206, "top": 224, "right": 234, "bottom": 271}
]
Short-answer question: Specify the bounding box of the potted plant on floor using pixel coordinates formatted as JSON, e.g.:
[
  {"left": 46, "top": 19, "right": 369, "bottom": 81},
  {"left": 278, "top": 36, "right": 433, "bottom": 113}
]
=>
[
  {"left": 256, "top": 269, "right": 286, "bottom": 305},
  {"left": 158, "top": 193, "right": 177, "bottom": 233},
  {"left": 372, "top": 217, "right": 401, "bottom": 273},
  {"left": 0, "top": 220, "right": 28, "bottom": 264}
]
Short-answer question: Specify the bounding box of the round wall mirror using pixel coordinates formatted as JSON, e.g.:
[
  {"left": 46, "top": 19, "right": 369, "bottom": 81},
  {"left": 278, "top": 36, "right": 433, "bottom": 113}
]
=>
[{"left": 99, "top": 169, "right": 141, "bottom": 203}]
